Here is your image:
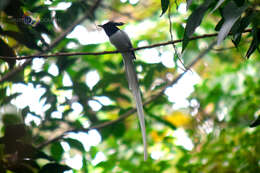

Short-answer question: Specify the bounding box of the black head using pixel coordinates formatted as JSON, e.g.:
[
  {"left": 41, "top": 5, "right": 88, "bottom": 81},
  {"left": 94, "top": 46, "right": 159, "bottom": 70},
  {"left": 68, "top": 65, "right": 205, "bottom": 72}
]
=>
[{"left": 99, "top": 21, "right": 124, "bottom": 37}]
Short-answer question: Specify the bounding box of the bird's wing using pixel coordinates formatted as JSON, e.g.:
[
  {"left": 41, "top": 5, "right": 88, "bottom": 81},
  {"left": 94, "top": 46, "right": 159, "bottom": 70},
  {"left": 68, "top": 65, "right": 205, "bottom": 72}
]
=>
[{"left": 110, "top": 30, "right": 136, "bottom": 59}]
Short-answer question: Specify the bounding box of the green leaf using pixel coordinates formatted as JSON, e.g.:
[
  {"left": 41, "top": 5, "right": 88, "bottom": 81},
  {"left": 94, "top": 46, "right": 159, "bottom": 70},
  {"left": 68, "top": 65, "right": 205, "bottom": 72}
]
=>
[
  {"left": 64, "top": 138, "right": 85, "bottom": 152},
  {"left": 33, "top": 149, "right": 54, "bottom": 161},
  {"left": 182, "top": 0, "right": 213, "bottom": 52},
  {"left": 215, "top": 17, "right": 224, "bottom": 31},
  {"left": 231, "top": 10, "right": 254, "bottom": 46},
  {"left": 1, "top": 93, "right": 22, "bottom": 106},
  {"left": 246, "top": 28, "right": 260, "bottom": 59},
  {"left": 101, "top": 105, "right": 117, "bottom": 111},
  {"left": 68, "top": 119, "right": 84, "bottom": 129},
  {"left": 217, "top": 1, "right": 247, "bottom": 45},
  {"left": 0, "top": 30, "right": 41, "bottom": 51},
  {"left": 176, "top": 24, "right": 185, "bottom": 38},
  {"left": 102, "top": 86, "right": 131, "bottom": 102},
  {"left": 50, "top": 142, "right": 64, "bottom": 161},
  {"left": 73, "top": 67, "right": 90, "bottom": 80},
  {"left": 82, "top": 156, "right": 89, "bottom": 173},
  {"left": 0, "top": 38, "right": 16, "bottom": 69},
  {"left": 232, "top": 33, "right": 241, "bottom": 47},
  {"left": 143, "top": 68, "right": 154, "bottom": 89},
  {"left": 104, "top": 61, "right": 118, "bottom": 71},
  {"left": 56, "top": 56, "right": 77, "bottom": 73},
  {"left": 31, "top": 71, "right": 54, "bottom": 79},
  {"left": 100, "top": 120, "right": 126, "bottom": 139},
  {"left": 73, "top": 81, "right": 90, "bottom": 100},
  {"left": 55, "top": 2, "right": 84, "bottom": 29},
  {"left": 148, "top": 113, "right": 176, "bottom": 130},
  {"left": 89, "top": 146, "right": 99, "bottom": 159},
  {"left": 160, "top": 0, "right": 169, "bottom": 17},
  {"left": 235, "top": 10, "right": 254, "bottom": 33},
  {"left": 93, "top": 72, "right": 125, "bottom": 92},
  {"left": 186, "top": 0, "right": 193, "bottom": 10}
]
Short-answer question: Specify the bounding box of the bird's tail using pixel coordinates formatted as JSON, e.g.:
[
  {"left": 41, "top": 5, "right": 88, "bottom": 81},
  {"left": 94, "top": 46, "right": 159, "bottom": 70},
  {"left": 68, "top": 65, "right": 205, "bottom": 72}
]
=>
[{"left": 122, "top": 52, "right": 148, "bottom": 161}]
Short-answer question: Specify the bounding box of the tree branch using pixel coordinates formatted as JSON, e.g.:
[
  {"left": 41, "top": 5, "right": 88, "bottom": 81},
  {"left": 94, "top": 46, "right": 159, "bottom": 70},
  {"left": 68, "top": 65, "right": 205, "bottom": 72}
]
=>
[
  {"left": 0, "top": 0, "right": 102, "bottom": 83},
  {"left": 1, "top": 29, "right": 251, "bottom": 61},
  {"left": 37, "top": 40, "right": 217, "bottom": 149}
]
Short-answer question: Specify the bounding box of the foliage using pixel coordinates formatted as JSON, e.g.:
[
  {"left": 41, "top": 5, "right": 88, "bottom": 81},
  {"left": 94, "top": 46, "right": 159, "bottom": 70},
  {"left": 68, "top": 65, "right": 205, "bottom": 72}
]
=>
[{"left": 0, "top": 0, "right": 259, "bottom": 172}]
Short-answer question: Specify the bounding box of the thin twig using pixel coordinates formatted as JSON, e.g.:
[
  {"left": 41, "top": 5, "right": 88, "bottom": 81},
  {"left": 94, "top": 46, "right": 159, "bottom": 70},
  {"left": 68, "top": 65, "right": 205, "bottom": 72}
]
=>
[
  {"left": 37, "top": 40, "right": 217, "bottom": 149},
  {"left": 168, "top": 2, "right": 187, "bottom": 71}
]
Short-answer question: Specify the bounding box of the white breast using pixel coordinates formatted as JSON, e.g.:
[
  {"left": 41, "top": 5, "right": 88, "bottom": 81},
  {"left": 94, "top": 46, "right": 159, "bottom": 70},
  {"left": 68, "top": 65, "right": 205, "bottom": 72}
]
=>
[{"left": 109, "top": 30, "right": 133, "bottom": 51}]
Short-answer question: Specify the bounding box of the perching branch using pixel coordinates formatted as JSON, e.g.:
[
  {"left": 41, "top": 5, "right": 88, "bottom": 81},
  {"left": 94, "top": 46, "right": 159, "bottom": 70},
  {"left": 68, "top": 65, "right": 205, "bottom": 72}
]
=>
[
  {"left": 37, "top": 40, "right": 217, "bottom": 149},
  {"left": 0, "top": 0, "right": 102, "bottom": 83},
  {"left": 0, "top": 29, "right": 251, "bottom": 61}
]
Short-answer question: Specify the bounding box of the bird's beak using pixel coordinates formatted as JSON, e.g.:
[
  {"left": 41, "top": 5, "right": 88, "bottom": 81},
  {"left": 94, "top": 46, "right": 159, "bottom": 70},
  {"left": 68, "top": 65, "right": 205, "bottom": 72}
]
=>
[{"left": 98, "top": 24, "right": 103, "bottom": 28}]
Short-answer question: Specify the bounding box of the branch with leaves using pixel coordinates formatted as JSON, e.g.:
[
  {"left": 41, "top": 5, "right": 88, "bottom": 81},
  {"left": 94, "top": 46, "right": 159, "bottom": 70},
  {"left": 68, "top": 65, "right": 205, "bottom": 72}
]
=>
[{"left": 0, "top": 0, "right": 102, "bottom": 83}]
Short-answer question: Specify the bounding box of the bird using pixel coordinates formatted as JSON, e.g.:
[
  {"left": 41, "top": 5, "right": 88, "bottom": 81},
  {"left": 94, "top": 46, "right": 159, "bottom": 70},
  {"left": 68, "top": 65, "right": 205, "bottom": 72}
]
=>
[{"left": 99, "top": 21, "right": 148, "bottom": 161}]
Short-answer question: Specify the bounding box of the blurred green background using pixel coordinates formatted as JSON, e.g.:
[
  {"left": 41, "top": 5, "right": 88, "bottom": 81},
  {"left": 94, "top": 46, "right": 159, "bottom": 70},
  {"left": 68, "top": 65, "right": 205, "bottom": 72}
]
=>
[{"left": 0, "top": 0, "right": 259, "bottom": 172}]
